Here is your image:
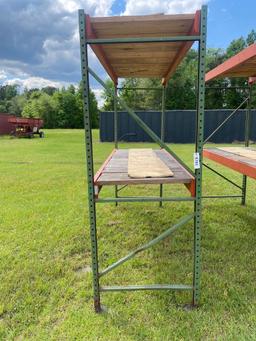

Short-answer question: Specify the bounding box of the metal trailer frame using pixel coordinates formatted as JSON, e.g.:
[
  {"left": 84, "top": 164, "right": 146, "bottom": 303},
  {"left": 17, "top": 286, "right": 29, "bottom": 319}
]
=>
[
  {"left": 8, "top": 117, "right": 44, "bottom": 138},
  {"left": 78, "top": 6, "right": 207, "bottom": 312},
  {"left": 203, "top": 84, "right": 253, "bottom": 204}
]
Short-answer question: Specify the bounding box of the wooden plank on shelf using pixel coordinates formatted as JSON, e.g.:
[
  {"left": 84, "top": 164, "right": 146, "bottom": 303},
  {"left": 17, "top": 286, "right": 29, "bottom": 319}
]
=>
[
  {"left": 86, "top": 11, "right": 198, "bottom": 80},
  {"left": 94, "top": 149, "right": 194, "bottom": 186},
  {"left": 90, "top": 13, "right": 194, "bottom": 24}
]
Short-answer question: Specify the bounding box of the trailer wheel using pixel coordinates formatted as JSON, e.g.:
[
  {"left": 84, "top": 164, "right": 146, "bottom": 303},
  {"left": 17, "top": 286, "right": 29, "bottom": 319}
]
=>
[{"left": 39, "top": 131, "right": 45, "bottom": 138}]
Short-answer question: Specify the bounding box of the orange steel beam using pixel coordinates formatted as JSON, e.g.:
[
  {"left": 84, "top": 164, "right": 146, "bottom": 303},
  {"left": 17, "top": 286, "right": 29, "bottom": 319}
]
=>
[
  {"left": 205, "top": 43, "right": 256, "bottom": 82},
  {"left": 86, "top": 15, "right": 118, "bottom": 85},
  {"left": 94, "top": 149, "right": 117, "bottom": 199},
  {"left": 94, "top": 148, "right": 117, "bottom": 185},
  {"left": 185, "top": 179, "right": 196, "bottom": 197},
  {"left": 162, "top": 10, "right": 200, "bottom": 86},
  {"left": 203, "top": 149, "right": 256, "bottom": 179},
  {"left": 161, "top": 148, "right": 195, "bottom": 196}
]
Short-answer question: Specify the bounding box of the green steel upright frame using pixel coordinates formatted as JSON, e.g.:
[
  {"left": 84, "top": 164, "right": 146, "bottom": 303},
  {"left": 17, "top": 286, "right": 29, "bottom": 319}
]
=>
[{"left": 78, "top": 6, "right": 207, "bottom": 312}]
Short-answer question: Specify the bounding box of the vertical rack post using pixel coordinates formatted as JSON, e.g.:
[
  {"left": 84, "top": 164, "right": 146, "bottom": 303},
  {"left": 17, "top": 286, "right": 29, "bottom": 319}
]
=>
[
  {"left": 78, "top": 10, "right": 101, "bottom": 313},
  {"left": 159, "top": 86, "right": 166, "bottom": 207},
  {"left": 161, "top": 86, "right": 166, "bottom": 141},
  {"left": 114, "top": 84, "right": 118, "bottom": 148},
  {"left": 193, "top": 5, "right": 207, "bottom": 306},
  {"left": 114, "top": 84, "right": 118, "bottom": 205},
  {"left": 241, "top": 84, "right": 252, "bottom": 205}
]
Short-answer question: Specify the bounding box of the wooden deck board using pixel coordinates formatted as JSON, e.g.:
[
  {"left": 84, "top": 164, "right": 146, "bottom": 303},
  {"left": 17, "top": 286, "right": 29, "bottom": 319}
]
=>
[
  {"left": 205, "top": 43, "right": 256, "bottom": 81},
  {"left": 86, "top": 12, "right": 199, "bottom": 80},
  {"left": 94, "top": 149, "right": 194, "bottom": 186}
]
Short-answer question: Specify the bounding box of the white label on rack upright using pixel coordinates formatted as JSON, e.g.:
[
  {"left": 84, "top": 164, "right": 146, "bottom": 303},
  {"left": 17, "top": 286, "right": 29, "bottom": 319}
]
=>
[{"left": 194, "top": 152, "right": 200, "bottom": 169}]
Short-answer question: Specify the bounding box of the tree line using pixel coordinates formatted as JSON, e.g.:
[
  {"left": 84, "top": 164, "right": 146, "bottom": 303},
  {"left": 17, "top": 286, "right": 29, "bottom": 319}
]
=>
[
  {"left": 0, "top": 83, "right": 98, "bottom": 128},
  {"left": 102, "top": 30, "right": 256, "bottom": 111},
  {"left": 0, "top": 30, "right": 255, "bottom": 129}
]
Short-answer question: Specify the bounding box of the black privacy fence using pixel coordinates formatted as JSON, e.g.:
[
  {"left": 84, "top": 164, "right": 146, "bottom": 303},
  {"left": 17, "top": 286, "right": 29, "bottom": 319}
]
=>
[{"left": 100, "top": 110, "right": 256, "bottom": 143}]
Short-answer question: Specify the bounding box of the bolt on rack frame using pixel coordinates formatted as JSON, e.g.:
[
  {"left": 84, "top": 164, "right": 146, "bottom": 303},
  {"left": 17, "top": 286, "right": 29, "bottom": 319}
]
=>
[{"left": 78, "top": 6, "right": 207, "bottom": 312}]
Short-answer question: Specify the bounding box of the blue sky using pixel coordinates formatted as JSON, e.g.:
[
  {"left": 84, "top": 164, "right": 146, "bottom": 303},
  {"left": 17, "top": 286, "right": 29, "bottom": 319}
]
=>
[
  {"left": 206, "top": 0, "right": 256, "bottom": 49},
  {"left": 0, "top": 0, "right": 255, "bottom": 104}
]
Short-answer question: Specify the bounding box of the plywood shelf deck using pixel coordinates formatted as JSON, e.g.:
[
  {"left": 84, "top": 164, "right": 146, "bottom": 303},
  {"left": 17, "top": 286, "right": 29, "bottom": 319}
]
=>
[
  {"left": 205, "top": 43, "right": 256, "bottom": 81},
  {"left": 94, "top": 149, "right": 195, "bottom": 191},
  {"left": 86, "top": 11, "right": 200, "bottom": 83},
  {"left": 203, "top": 147, "right": 256, "bottom": 179}
]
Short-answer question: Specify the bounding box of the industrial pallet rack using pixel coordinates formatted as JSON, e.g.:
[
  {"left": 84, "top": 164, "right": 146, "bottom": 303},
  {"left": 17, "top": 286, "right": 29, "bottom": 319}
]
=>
[
  {"left": 203, "top": 43, "right": 256, "bottom": 204},
  {"left": 78, "top": 6, "right": 207, "bottom": 312}
]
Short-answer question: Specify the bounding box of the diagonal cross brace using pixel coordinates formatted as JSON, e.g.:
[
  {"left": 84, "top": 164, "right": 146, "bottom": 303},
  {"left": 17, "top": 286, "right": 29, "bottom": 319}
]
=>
[
  {"left": 203, "top": 96, "right": 249, "bottom": 145},
  {"left": 88, "top": 67, "right": 194, "bottom": 176},
  {"left": 99, "top": 213, "right": 195, "bottom": 277}
]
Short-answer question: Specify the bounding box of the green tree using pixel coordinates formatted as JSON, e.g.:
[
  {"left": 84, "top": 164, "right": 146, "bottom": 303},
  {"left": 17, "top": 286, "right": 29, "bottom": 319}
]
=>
[
  {"left": 23, "top": 87, "right": 40, "bottom": 99},
  {"left": 246, "top": 29, "right": 256, "bottom": 46},
  {"left": 41, "top": 86, "right": 57, "bottom": 96},
  {"left": 226, "top": 37, "right": 246, "bottom": 59},
  {"left": 205, "top": 48, "right": 226, "bottom": 109},
  {"left": 22, "top": 99, "right": 40, "bottom": 118},
  {"left": 0, "top": 84, "right": 19, "bottom": 100},
  {"left": 101, "top": 79, "right": 116, "bottom": 111},
  {"left": 8, "top": 95, "right": 27, "bottom": 116},
  {"left": 166, "top": 50, "right": 197, "bottom": 110},
  {"left": 22, "top": 92, "right": 58, "bottom": 128},
  {"left": 37, "top": 93, "right": 59, "bottom": 128},
  {"left": 78, "top": 82, "right": 99, "bottom": 128}
]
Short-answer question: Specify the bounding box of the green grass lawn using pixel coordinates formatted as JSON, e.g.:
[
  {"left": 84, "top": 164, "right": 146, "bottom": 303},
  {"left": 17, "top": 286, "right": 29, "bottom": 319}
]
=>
[{"left": 0, "top": 129, "right": 255, "bottom": 340}]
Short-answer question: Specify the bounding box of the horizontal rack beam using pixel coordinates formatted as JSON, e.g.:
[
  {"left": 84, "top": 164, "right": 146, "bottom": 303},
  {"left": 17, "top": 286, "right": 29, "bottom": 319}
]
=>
[
  {"left": 117, "top": 87, "right": 162, "bottom": 91},
  {"left": 87, "top": 36, "right": 200, "bottom": 45},
  {"left": 96, "top": 196, "right": 196, "bottom": 203},
  {"left": 202, "top": 195, "right": 242, "bottom": 199},
  {"left": 100, "top": 284, "right": 193, "bottom": 292},
  {"left": 206, "top": 86, "right": 250, "bottom": 90}
]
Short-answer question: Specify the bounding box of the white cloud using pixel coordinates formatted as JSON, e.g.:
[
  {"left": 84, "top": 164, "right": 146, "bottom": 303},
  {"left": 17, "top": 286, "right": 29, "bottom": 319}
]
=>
[
  {"left": 53, "top": 0, "right": 83, "bottom": 13},
  {"left": 93, "top": 0, "right": 115, "bottom": 16},
  {"left": 122, "top": 0, "right": 209, "bottom": 15},
  {"left": 92, "top": 88, "right": 104, "bottom": 108},
  {"left": 4, "top": 77, "right": 68, "bottom": 90},
  {"left": 0, "top": 70, "right": 8, "bottom": 81},
  {"left": 0, "top": 0, "right": 116, "bottom": 90},
  {"left": 52, "top": 0, "right": 115, "bottom": 16},
  {"left": 0, "top": 61, "right": 30, "bottom": 79}
]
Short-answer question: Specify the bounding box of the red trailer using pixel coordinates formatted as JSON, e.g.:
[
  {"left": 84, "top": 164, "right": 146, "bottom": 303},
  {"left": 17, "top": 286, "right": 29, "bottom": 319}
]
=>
[{"left": 8, "top": 117, "right": 44, "bottom": 138}]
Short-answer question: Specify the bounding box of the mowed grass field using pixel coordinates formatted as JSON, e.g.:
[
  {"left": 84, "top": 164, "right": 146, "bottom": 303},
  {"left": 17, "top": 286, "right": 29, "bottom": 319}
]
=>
[{"left": 0, "top": 129, "right": 256, "bottom": 340}]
